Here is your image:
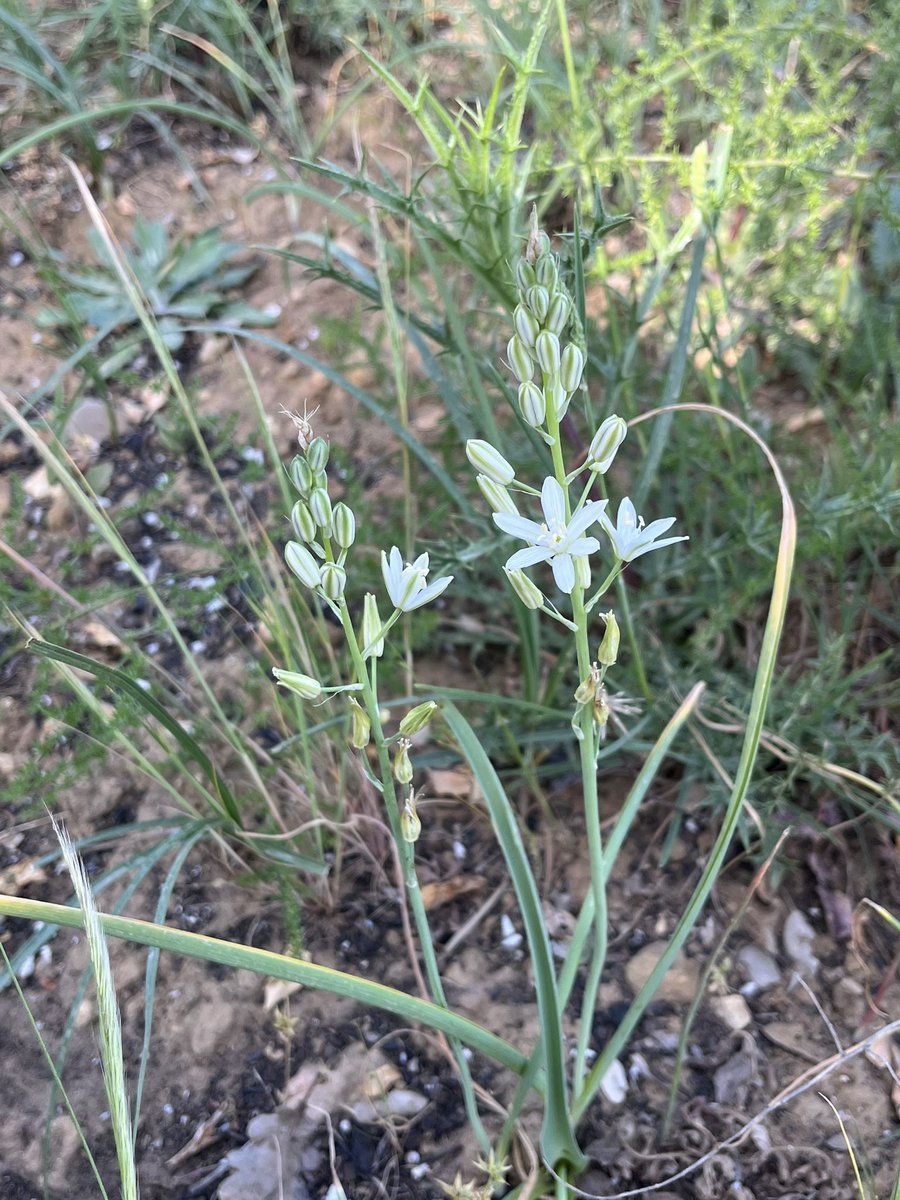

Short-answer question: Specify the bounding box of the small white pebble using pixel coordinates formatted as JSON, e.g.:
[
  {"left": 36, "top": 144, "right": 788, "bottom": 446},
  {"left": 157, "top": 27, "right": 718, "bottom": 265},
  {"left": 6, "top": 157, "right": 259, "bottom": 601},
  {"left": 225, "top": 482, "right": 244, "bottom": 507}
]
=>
[
  {"left": 452, "top": 839, "right": 466, "bottom": 861},
  {"left": 410, "top": 1164, "right": 430, "bottom": 1181},
  {"left": 9, "top": 250, "right": 24, "bottom": 267},
  {"left": 188, "top": 575, "right": 217, "bottom": 590},
  {"left": 500, "top": 913, "right": 522, "bottom": 950},
  {"left": 142, "top": 511, "right": 161, "bottom": 528}
]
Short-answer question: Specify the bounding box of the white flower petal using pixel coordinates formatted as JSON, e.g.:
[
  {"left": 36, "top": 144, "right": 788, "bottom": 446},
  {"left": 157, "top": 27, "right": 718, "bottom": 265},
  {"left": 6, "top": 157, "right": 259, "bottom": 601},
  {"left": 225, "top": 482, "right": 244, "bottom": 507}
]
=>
[
  {"left": 566, "top": 535, "right": 601, "bottom": 557},
  {"left": 405, "top": 574, "right": 453, "bottom": 610},
  {"left": 551, "top": 553, "right": 576, "bottom": 593},
  {"left": 634, "top": 516, "right": 676, "bottom": 543},
  {"left": 566, "top": 501, "right": 608, "bottom": 539},
  {"left": 540, "top": 476, "right": 566, "bottom": 527},
  {"left": 625, "top": 535, "right": 689, "bottom": 561},
  {"left": 493, "top": 513, "right": 545, "bottom": 541},
  {"left": 507, "top": 545, "right": 553, "bottom": 570},
  {"left": 616, "top": 497, "right": 638, "bottom": 536}
]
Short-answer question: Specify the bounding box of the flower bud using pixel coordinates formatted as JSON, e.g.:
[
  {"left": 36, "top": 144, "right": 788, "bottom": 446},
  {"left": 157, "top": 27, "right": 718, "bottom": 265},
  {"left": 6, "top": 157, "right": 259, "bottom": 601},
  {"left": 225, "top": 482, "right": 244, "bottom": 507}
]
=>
[
  {"left": 593, "top": 687, "right": 610, "bottom": 729},
  {"left": 587, "top": 415, "right": 627, "bottom": 474},
  {"left": 393, "top": 737, "right": 413, "bottom": 785},
  {"left": 536, "top": 330, "right": 561, "bottom": 376},
  {"left": 516, "top": 259, "right": 536, "bottom": 292},
  {"left": 574, "top": 673, "right": 596, "bottom": 706},
  {"left": 362, "top": 593, "right": 384, "bottom": 658},
  {"left": 506, "top": 334, "right": 534, "bottom": 384},
  {"left": 285, "top": 540, "right": 322, "bottom": 588},
  {"left": 525, "top": 285, "right": 550, "bottom": 323},
  {"left": 309, "top": 487, "right": 333, "bottom": 532},
  {"left": 348, "top": 697, "right": 371, "bottom": 749},
  {"left": 399, "top": 701, "right": 438, "bottom": 737},
  {"left": 306, "top": 436, "right": 329, "bottom": 473},
  {"left": 560, "top": 343, "right": 585, "bottom": 394},
  {"left": 320, "top": 562, "right": 346, "bottom": 601},
  {"left": 400, "top": 793, "right": 421, "bottom": 843},
  {"left": 290, "top": 500, "right": 317, "bottom": 543},
  {"left": 272, "top": 667, "right": 322, "bottom": 700},
  {"left": 573, "top": 553, "right": 591, "bottom": 590},
  {"left": 477, "top": 474, "right": 519, "bottom": 515},
  {"left": 534, "top": 231, "right": 552, "bottom": 258},
  {"left": 332, "top": 502, "right": 356, "bottom": 549},
  {"left": 514, "top": 304, "right": 540, "bottom": 349},
  {"left": 544, "top": 292, "right": 571, "bottom": 335},
  {"left": 597, "top": 610, "right": 620, "bottom": 667},
  {"left": 465, "top": 439, "right": 515, "bottom": 485},
  {"left": 313, "top": 469, "right": 328, "bottom": 492},
  {"left": 518, "top": 381, "right": 546, "bottom": 428},
  {"left": 534, "top": 253, "right": 557, "bottom": 289},
  {"left": 505, "top": 567, "right": 543, "bottom": 610},
  {"left": 289, "top": 455, "right": 313, "bottom": 495}
]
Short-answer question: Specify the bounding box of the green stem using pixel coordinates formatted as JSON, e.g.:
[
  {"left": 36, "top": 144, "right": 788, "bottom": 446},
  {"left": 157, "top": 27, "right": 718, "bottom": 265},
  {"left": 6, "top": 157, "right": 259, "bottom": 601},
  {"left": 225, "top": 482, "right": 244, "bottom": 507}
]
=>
[{"left": 339, "top": 605, "right": 490, "bottom": 1154}]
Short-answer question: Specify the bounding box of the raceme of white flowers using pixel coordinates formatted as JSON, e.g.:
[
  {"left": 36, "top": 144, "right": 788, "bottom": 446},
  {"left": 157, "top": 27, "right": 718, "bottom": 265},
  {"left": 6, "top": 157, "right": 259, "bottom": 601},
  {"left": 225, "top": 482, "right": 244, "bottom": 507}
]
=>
[
  {"left": 466, "top": 232, "right": 687, "bottom": 607},
  {"left": 274, "top": 412, "right": 453, "bottom": 710}
]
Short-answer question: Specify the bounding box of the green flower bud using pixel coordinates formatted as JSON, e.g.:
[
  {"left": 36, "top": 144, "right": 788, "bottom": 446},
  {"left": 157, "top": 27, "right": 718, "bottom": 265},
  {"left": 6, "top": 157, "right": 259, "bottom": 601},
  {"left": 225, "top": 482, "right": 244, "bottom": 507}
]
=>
[
  {"left": 399, "top": 701, "right": 438, "bottom": 737},
  {"left": 544, "top": 293, "right": 571, "bottom": 335},
  {"left": 400, "top": 793, "right": 421, "bottom": 843},
  {"left": 313, "top": 469, "right": 328, "bottom": 492},
  {"left": 574, "top": 673, "right": 596, "bottom": 706},
  {"left": 536, "top": 330, "right": 561, "bottom": 376},
  {"left": 290, "top": 500, "right": 317, "bottom": 543},
  {"left": 477, "top": 474, "right": 519, "bottom": 515},
  {"left": 514, "top": 304, "right": 540, "bottom": 349},
  {"left": 309, "top": 487, "right": 333, "bottom": 532},
  {"left": 535, "top": 231, "right": 552, "bottom": 258},
  {"left": 362, "top": 593, "right": 384, "bottom": 658},
  {"left": 393, "top": 737, "right": 414, "bottom": 785},
  {"left": 525, "top": 285, "right": 550, "bottom": 323},
  {"left": 593, "top": 687, "right": 610, "bottom": 729},
  {"left": 289, "top": 455, "right": 313, "bottom": 495},
  {"left": 560, "top": 343, "right": 585, "bottom": 394},
  {"left": 597, "top": 610, "right": 620, "bottom": 666},
  {"left": 516, "top": 259, "right": 536, "bottom": 292},
  {"left": 574, "top": 553, "right": 591, "bottom": 590},
  {"left": 320, "top": 562, "right": 346, "bottom": 601},
  {"left": 332, "top": 502, "right": 356, "bottom": 550},
  {"left": 306, "top": 436, "right": 329, "bottom": 473},
  {"left": 285, "top": 540, "right": 322, "bottom": 588},
  {"left": 504, "top": 567, "right": 543, "bottom": 610},
  {"left": 348, "top": 697, "right": 371, "bottom": 749},
  {"left": 518, "top": 381, "right": 546, "bottom": 428},
  {"left": 465, "top": 439, "right": 515, "bottom": 485},
  {"left": 534, "top": 253, "right": 557, "bottom": 289},
  {"left": 506, "top": 335, "right": 534, "bottom": 384},
  {"left": 272, "top": 667, "right": 322, "bottom": 700},
  {"left": 587, "top": 415, "right": 627, "bottom": 474}
]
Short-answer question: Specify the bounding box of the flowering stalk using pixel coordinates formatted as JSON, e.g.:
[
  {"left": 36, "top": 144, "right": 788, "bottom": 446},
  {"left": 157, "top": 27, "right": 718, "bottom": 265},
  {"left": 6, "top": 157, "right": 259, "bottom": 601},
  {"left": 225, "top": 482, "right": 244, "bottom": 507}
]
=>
[
  {"left": 466, "top": 219, "right": 690, "bottom": 1162},
  {"left": 275, "top": 415, "right": 488, "bottom": 1155}
]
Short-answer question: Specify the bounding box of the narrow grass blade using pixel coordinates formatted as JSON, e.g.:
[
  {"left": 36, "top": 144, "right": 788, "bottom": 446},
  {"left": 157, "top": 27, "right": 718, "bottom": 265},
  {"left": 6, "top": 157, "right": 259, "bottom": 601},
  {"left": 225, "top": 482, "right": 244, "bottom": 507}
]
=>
[
  {"left": 0, "top": 898, "right": 526, "bottom": 1076},
  {"left": 443, "top": 703, "right": 585, "bottom": 1172},
  {"left": 28, "top": 639, "right": 242, "bottom": 825}
]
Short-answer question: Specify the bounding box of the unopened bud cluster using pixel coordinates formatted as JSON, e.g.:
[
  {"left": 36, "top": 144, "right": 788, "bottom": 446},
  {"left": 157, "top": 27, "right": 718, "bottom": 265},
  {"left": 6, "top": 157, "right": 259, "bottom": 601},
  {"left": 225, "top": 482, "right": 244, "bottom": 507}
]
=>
[
  {"left": 508, "top": 242, "right": 585, "bottom": 435},
  {"left": 284, "top": 431, "right": 356, "bottom": 602}
]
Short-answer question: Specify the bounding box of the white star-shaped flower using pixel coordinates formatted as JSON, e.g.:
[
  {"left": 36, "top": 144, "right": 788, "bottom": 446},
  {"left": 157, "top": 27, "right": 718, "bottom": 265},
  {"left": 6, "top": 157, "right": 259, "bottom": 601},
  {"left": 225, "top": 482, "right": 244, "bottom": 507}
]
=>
[
  {"left": 600, "top": 497, "right": 688, "bottom": 562},
  {"left": 381, "top": 546, "right": 453, "bottom": 612},
  {"left": 492, "top": 477, "right": 607, "bottom": 594}
]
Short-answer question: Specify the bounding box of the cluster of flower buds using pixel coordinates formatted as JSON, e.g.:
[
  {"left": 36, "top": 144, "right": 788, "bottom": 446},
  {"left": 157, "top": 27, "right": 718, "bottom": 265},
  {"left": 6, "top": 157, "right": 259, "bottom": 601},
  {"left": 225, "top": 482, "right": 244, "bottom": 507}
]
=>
[
  {"left": 284, "top": 432, "right": 357, "bottom": 603},
  {"left": 507, "top": 232, "right": 585, "bottom": 438}
]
